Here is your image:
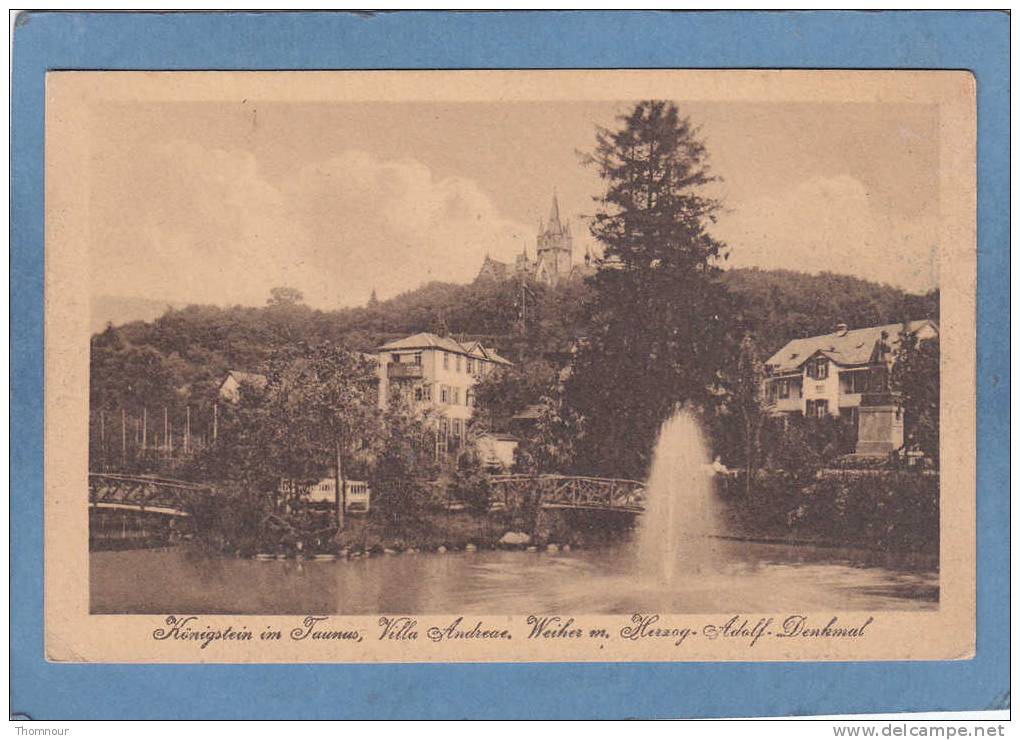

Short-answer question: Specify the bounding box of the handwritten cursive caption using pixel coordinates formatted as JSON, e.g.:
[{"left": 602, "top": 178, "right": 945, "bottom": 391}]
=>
[{"left": 151, "top": 613, "right": 875, "bottom": 651}]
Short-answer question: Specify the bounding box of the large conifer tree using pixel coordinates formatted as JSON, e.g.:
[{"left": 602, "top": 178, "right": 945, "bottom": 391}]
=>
[{"left": 564, "top": 101, "right": 736, "bottom": 477}]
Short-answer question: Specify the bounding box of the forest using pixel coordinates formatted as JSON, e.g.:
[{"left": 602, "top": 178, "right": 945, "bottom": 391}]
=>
[
  {"left": 90, "top": 266, "right": 937, "bottom": 417},
  {"left": 86, "top": 100, "right": 943, "bottom": 556},
  {"left": 90, "top": 99, "right": 940, "bottom": 500}
]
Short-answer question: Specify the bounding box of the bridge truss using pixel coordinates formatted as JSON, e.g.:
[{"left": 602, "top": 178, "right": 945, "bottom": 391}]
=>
[
  {"left": 488, "top": 474, "right": 646, "bottom": 513},
  {"left": 88, "top": 473, "right": 215, "bottom": 517}
]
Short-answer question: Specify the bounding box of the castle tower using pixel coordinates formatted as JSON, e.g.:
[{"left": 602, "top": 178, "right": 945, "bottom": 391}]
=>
[{"left": 535, "top": 194, "right": 573, "bottom": 287}]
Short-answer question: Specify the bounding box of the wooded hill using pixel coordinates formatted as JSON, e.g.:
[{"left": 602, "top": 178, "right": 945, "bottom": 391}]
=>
[{"left": 90, "top": 267, "right": 938, "bottom": 413}]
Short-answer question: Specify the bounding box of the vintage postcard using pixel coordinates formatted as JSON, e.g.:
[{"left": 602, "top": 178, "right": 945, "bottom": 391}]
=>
[{"left": 44, "top": 69, "right": 975, "bottom": 663}]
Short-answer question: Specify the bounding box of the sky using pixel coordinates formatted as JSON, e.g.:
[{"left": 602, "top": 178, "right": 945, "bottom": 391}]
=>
[{"left": 87, "top": 98, "right": 940, "bottom": 311}]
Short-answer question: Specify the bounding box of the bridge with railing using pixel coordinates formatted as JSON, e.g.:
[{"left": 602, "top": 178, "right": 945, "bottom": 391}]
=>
[
  {"left": 89, "top": 472, "right": 216, "bottom": 518},
  {"left": 487, "top": 474, "right": 646, "bottom": 514},
  {"left": 89, "top": 471, "right": 648, "bottom": 521}
]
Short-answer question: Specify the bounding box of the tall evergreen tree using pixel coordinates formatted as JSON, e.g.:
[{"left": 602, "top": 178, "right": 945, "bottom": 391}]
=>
[{"left": 564, "top": 101, "right": 736, "bottom": 477}]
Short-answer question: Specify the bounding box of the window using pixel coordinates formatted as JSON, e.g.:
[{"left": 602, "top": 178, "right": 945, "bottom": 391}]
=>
[
  {"left": 778, "top": 379, "right": 790, "bottom": 399},
  {"left": 413, "top": 352, "right": 422, "bottom": 366},
  {"left": 466, "top": 389, "right": 475, "bottom": 408},
  {"left": 414, "top": 385, "right": 424, "bottom": 402},
  {"left": 456, "top": 355, "right": 462, "bottom": 373},
  {"left": 421, "top": 384, "right": 432, "bottom": 402},
  {"left": 443, "top": 352, "right": 449, "bottom": 370},
  {"left": 391, "top": 353, "right": 401, "bottom": 363},
  {"left": 467, "top": 358, "right": 474, "bottom": 374},
  {"left": 806, "top": 399, "right": 830, "bottom": 418},
  {"left": 440, "top": 385, "right": 450, "bottom": 404},
  {"left": 452, "top": 419, "right": 462, "bottom": 438},
  {"left": 808, "top": 358, "right": 828, "bottom": 380},
  {"left": 452, "top": 387, "right": 460, "bottom": 405}
]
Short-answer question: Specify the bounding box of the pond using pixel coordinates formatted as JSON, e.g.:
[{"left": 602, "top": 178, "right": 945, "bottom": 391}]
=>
[{"left": 90, "top": 539, "right": 938, "bottom": 615}]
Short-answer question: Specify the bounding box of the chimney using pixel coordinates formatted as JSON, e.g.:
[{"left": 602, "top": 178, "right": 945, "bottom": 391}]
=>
[{"left": 835, "top": 322, "right": 849, "bottom": 336}]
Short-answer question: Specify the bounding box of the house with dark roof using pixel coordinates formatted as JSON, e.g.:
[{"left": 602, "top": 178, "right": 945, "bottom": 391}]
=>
[
  {"left": 763, "top": 319, "right": 938, "bottom": 455},
  {"left": 218, "top": 370, "right": 268, "bottom": 403},
  {"left": 375, "top": 332, "right": 512, "bottom": 459}
]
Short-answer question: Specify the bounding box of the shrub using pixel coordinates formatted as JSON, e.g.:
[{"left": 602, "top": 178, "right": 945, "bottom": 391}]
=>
[
  {"left": 760, "top": 414, "right": 855, "bottom": 474},
  {"left": 450, "top": 448, "right": 492, "bottom": 514},
  {"left": 725, "top": 469, "right": 938, "bottom": 553},
  {"left": 188, "top": 485, "right": 275, "bottom": 555}
]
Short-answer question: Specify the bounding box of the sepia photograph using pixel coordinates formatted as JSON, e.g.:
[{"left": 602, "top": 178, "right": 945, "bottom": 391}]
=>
[
  {"left": 13, "top": 9, "right": 1008, "bottom": 725},
  {"left": 43, "top": 69, "right": 976, "bottom": 663}
]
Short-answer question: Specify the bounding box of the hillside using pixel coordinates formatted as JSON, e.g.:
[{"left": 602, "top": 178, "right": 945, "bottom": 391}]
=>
[
  {"left": 719, "top": 268, "right": 939, "bottom": 356},
  {"left": 90, "top": 267, "right": 937, "bottom": 412}
]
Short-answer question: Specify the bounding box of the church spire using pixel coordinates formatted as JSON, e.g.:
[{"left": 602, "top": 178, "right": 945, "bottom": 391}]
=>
[{"left": 548, "top": 192, "right": 561, "bottom": 230}]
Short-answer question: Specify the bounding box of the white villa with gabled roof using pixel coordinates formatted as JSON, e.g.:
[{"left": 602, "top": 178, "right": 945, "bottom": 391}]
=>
[
  {"left": 764, "top": 319, "right": 938, "bottom": 455},
  {"left": 375, "top": 332, "right": 512, "bottom": 458}
]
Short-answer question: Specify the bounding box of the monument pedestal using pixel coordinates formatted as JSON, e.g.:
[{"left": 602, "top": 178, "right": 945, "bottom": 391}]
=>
[{"left": 855, "top": 393, "right": 904, "bottom": 455}]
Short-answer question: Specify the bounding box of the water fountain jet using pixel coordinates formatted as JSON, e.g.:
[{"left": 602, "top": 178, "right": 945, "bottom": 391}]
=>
[{"left": 636, "top": 409, "right": 720, "bottom": 584}]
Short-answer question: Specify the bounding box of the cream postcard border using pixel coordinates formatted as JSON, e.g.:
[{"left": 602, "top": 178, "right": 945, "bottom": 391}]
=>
[{"left": 44, "top": 70, "right": 975, "bottom": 663}]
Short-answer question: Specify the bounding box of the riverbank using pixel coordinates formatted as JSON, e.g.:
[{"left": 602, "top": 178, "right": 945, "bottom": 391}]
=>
[
  {"left": 717, "top": 469, "right": 939, "bottom": 556},
  {"left": 333, "top": 510, "right": 508, "bottom": 554},
  {"left": 156, "top": 468, "right": 939, "bottom": 560}
]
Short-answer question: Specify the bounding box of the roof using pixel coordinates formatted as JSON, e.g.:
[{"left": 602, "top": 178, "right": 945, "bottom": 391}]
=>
[
  {"left": 569, "top": 263, "right": 596, "bottom": 279},
  {"left": 511, "top": 403, "right": 545, "bottom": 421},
  {"left": 222, "top": 370, "right": 267, "bottom": 388},
  {"left": 376, "top": 332, "right": 512, "bottom": 365},
  {"left": 477, "top": 432, "right": 519, "bottom": 443},
  {"left": 476, "top": 255, "right": 511, "bottom": 280},
  {"left": 476, "top": 346, "right": 514, "bottom": 365},
  {"left": 546, "top": 195, "right": 562, "bottom": 233},
  {"left": 765, "top": 320, "right": 938, "bottom": 374}
]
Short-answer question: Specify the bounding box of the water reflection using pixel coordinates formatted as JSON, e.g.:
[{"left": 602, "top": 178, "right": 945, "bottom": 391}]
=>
[{"left": 90, "top": 540, "right": 938, "bottom": 615}]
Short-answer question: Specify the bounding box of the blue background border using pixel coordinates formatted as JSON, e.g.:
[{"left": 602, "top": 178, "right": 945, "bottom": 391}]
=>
[{"left": 10, "top": 11, "right": 1010, "bottom": 720}]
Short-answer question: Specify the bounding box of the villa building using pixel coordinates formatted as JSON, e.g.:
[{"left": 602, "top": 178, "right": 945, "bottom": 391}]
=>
[
  {"left": 375, "top": 332, "right": 513, "bottom": 458},
  {"left": 763, "top": 319, "right": 939, "bottom": 455}
]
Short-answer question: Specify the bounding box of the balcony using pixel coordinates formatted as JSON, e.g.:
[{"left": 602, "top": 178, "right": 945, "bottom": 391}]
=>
[
  {"left": 771, "top": 397, "right": 802, "bottom": 413},
  {"left": 387, "top": 363, "right": 424, "bottom": 380}
]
